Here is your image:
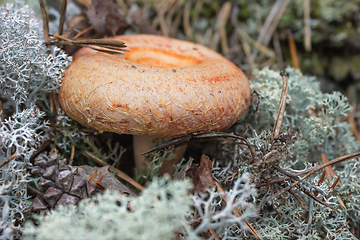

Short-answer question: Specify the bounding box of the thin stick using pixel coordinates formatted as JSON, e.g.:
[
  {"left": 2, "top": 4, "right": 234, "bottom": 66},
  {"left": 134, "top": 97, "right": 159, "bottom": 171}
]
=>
[
  {"left": 239, "top": 29, "right": 277, "bottom": 60},
  {"left": 0, "top": 100, "right": 4, "bottom": 121},
  {"left": 272, "top": 71, "right": 288, "bottom": 139},
  {"left": 74, "top": 26, "right": 94, "bottom": 39},
  {"left": 0, "top": 152, "right": 17, "bottom": 168},
  {"left": 217, "top": 1, "right": 231, "bottom": 55},
  {"left": 208, "top": 229, "right": 220, "bottom": 240},
  {"left": 335, "top": 221, "right": 350, "bottom": 233},
  {"left": 58, "top": 0, "right": 67, "bottom": 36},
  {"left": 27, "top": 184, "right": 43, "bottom": 196},
  {"left": 267, "top": 151, "right": 360, "bottom": 203},
  {"left": 84, "top": 151, "right": 144, "bottom": 191},
  {"left": 38, "top": 0, "right": 50, "bottom": 43},
  {"left": 303, "top": 0, "right": 311, "bottom": 52},
  {"left": 142, "top": 132, "right": 247, "bottom": 155},
  {"left": 69, "top": 145, "right": 75, "bottom": 166},
  {"left": 239, "top": 30, "right": 256, "bottom": 72}
]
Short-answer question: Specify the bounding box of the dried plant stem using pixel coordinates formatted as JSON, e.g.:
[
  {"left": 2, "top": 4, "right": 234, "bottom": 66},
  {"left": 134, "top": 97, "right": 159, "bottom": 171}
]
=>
[
  {"left": 288, "top": 33, "right": 299, "bottom": 69},
  {"left": 0, "top": 152, "right": 17, "bottom": 168},
  {"left": 0, "top": 100, "right": 3, "bottom": 121},
  {"left": 69, "top": 145, "right": 75, "bottom": 166},
  {"left": 38, "top": 0, "right": 50, "bottom": 43},
  {"left": 303, "top": 0, "right": 311, "bottom": 52},
  {"left": 217, "top": 2, "right": 232, "bottom": 55},
  {"left": 27, "top": 184, "right": 42, "bottom": 196},
  {"left": 267, "top": 151, "right": 360, "bottom": 202},
  {"left": 58, "top": 0, "right": 67, "bottom": 36},
  {"left": 84, "top": 151, "right": 144, "bottom": 191},
  {"left": 74, "top": 26, "right": 94, "bottom": 39},
  {"left": 272, "top": 71, "right": 288, "bottom": 139},
  {"left": 48, "top": 34, "right": 127, "bottom": 54}
]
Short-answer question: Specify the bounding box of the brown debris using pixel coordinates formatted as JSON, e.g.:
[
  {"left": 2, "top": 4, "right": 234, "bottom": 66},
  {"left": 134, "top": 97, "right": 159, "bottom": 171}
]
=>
[
  {"left": 75, "top": 165, "right": 136, "bottom": 196},
  {"left": 130, "top": 10, "right": 159, "bottom": 35},
  {"left": 186, "top": 155, "right": 216, "bottom": 194},
  {"left": 85, "top": 0, "right": 130, "bottom": 36}
]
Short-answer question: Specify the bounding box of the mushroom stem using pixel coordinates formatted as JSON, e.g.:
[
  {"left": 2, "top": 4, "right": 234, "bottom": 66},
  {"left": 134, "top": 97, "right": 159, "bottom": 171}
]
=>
[{"left": 133, "top": 135, "right": 187, "bottom": 175}]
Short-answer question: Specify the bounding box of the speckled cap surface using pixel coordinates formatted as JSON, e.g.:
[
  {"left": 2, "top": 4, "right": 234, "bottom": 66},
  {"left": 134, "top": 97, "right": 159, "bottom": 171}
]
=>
[{"left": 59, "top": 34, "right": 251, "bottom": 136}]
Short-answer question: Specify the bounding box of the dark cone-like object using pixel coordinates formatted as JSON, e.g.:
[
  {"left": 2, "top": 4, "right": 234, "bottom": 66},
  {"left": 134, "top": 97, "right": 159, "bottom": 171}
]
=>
[{"left": 31, "top": 153, "right": 100, "bottom": 211}]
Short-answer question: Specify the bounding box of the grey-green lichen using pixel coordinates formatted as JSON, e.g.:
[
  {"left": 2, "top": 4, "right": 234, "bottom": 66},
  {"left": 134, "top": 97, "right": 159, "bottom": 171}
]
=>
[
  {"left": 23, "top": 173, "right": 258, "bottom": 240},
  {"left": 228, "top": 66, "right": 360, "bottom": 239},
  {"left": 23, "top": 176, "right": 195, "bottom": 240},
  {"left": 0, "top": 3, "right": 70, "bottom": 239}
]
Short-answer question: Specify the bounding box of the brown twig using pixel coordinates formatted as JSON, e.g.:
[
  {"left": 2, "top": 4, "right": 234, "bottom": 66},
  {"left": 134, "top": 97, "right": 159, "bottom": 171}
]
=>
[
  {"left": 58, "top": 0, "right": 67, "bottom": 36},
  {"left": 0, "top": 100, "right": 4, "bottom": 121},
  {"left": 47, "top": 34, "right": 128, "bottom": 55},
  {"left": 208, "top": 229, "right": 220, "bottom": 240},
  {"left": 38, "top": 0, "right": 50, "bottom": 43},
  {"left": 272, "top": 71, "right": 288, "bottom": 140},
  {"left": 142, "top": 131, "right": 248, "bottom": 155},
  {"left": 83, "top": 151, "right": 144, "bottom": 191},
  {"left": 267, "top": 151, "right": 360, "bottom": 203},
  {"left": 69, "top": 145, "right": 75, "bottom": 166},
  {"left": 335, "top": 221, "right": 350, "bottom": 233},
  {"left": 27, "top": 184, "right": 43, "bottom": 196},
  {"left": 0, "top": 152, "right": 17, "bottom": 168},
  {"left": 74, "top": 26, "right": 94, "bottom": 39}
]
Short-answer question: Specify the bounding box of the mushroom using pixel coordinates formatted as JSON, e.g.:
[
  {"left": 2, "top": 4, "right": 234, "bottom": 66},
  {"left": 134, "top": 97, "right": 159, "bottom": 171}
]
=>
[{"left": 59, "top": 34, "right": 251, "bottom": 174}]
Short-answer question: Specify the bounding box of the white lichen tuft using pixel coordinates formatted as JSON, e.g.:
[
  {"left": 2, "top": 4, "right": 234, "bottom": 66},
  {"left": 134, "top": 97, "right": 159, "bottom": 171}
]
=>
[
  {"left": 23, "top": 176, "right": 196, "bottom": 240},
  {"left": 0, "top": 3, "right": 71, "bottom": 109},
  {"left": 0, "top": 4, "right": 70, "bottom": 239}
]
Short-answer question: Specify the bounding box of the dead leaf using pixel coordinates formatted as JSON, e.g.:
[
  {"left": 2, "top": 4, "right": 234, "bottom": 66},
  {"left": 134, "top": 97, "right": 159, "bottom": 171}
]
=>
[
  {"left": 130, "top": 10, "right": 159, "bottom": 35},
  {"left": 86, "top": 0, "right": 130, "bottom": 36},
  {"left": 73, "top": 165, "right": 136, "bottom": 196},
  {"left": 186, "top": 155, "right": 216, "bottom": 194}
]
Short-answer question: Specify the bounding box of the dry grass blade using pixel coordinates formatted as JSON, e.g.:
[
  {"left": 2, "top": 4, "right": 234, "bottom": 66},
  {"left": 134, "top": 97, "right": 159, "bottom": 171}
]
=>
[
  {"left": 38, "top": 0, "right": 50, "bottom": 43},
  {"left": 303, "top": 0, "right": 311, "bottom": 51},
  {"left": 217, "top": 2, "right": 232, "bottom": 55},
  {"left": 84, "top": 151, "right": 144, "bottom": 192},
  {"left": 238, "top": 29, "right": 277, "bottom": 60},
  {"left": 252, "top": 0, "right": 289, "bottom": 59},
  {"left": 88, "top": 169, "right": 98, "bottom": 183},
  {"left": 267, "top": 151, "right": 360, "bottom": 203},
  {"left": 288, "top": 32, "right": 300, "bottom": 69},
  {"left": 238, "top": 29, "right": 256, "bottom": 73},
  {"left": 58, "top": 0, "right": 67, "bottom": 35},
  {"left": 272, "top": 71, "right": 288, "bottom": 139}
]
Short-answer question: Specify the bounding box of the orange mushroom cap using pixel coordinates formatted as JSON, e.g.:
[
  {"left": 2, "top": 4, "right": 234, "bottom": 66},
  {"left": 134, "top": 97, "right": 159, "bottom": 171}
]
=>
[{"left": 59, "top": 34, "right": 251, "bottom": 136}]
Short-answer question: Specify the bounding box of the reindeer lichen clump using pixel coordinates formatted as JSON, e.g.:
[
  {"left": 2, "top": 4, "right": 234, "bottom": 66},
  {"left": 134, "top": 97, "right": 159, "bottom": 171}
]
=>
[{"left": 0, "top": 3, "right": 70, "bottom": 238}]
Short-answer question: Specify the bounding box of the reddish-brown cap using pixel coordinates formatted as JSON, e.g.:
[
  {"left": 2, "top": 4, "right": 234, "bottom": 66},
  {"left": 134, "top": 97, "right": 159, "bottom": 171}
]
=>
[{"left": 59, "top": 34, "right": 251, "bottom": 136}]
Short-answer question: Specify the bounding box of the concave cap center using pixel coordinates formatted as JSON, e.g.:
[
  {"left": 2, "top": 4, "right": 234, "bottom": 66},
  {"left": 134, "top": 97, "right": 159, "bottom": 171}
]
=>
[{"left": 124, "top": 48, "right": 203, "bottom": 67}]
